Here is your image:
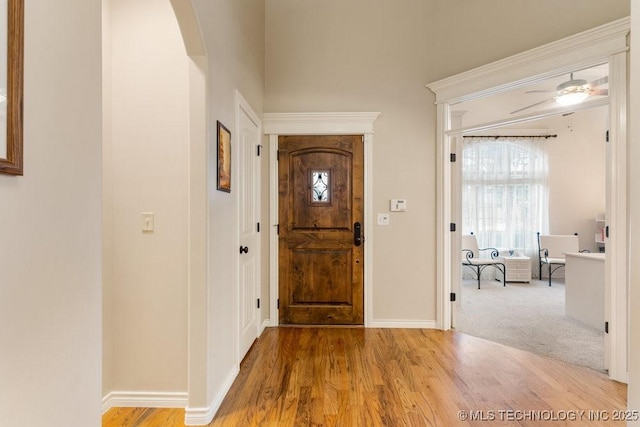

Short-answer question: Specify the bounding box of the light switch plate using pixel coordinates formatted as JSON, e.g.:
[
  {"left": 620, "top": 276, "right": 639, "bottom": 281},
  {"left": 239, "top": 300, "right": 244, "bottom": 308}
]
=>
[
  {"left": 377, "top": 213, "right": 390, "bottom": 226},
  {"left": 142, "top": 212, "right": 154, "bottom": 232}
]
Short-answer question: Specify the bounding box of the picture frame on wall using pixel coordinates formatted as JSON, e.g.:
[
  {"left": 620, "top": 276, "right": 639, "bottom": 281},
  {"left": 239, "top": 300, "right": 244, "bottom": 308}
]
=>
[
  {"left": 217, "top": 120, "right": 231, "bottom": 192},
  {"left": 0, "top": 0, "right": 24, "bottom": 176}
]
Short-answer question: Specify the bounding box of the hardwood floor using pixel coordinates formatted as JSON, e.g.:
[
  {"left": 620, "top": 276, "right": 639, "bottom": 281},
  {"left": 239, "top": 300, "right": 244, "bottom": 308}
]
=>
[{"left": 103, "top": 328, "right": 627, "bottom": 426}]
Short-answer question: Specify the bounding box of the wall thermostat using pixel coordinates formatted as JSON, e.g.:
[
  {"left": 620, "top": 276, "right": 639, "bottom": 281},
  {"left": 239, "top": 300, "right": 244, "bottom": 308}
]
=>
[{"left": 390, "top": 199, "right": 407, "bottom": 212}]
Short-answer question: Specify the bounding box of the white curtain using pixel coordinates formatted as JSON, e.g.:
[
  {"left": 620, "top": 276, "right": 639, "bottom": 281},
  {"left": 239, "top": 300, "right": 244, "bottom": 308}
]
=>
[{"left": 462, "top": 136, "right": 549, "bottom": 265}]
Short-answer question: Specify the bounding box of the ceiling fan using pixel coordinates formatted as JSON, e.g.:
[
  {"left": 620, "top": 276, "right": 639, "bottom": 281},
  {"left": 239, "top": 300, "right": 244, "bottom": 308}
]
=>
[{"left": 510, "top": 73, "right": 608, "bottom": 114}]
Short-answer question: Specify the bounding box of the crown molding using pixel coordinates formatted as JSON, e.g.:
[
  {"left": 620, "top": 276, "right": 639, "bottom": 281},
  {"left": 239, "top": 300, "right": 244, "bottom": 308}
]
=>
[{"left": 426, "top": 17, "right": 629, "bottom": 104}]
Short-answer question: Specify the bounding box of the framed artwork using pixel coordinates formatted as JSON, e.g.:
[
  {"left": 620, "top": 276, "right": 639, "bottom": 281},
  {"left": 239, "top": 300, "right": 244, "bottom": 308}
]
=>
[
  {"left": 217, "top": 120, "right": 231, "bottom": 192},
  {"left": 0, "top": 0, "right": 24, "bottom": 175}
]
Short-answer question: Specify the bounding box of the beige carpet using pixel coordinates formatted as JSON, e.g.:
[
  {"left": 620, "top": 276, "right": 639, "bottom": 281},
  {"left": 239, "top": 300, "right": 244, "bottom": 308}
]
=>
[{"left": 455, "top": 278, "right": 605, "bottom": 372}]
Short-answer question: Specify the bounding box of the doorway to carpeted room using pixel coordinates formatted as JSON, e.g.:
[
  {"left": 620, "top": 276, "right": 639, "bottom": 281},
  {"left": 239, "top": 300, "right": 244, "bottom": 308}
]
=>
[{"left": 455, "top": 278, "right": 604, "bottom": 373}]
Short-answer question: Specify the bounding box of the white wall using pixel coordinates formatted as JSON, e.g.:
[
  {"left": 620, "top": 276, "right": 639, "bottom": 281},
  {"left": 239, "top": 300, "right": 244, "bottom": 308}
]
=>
[
  {"left": 427, "top": 0, "right": 630, "bottom": 82},
  {"left": 103, "top": 0, "right": 189, "bottom": 400},
  {"left": 102, "top": 0, "right": 264, "bottom": 420},
  {"left": 543, "top": 107, "right": 607, "bottom": 252},
  {"left": 265, "top": 0, "right": 627, "bottom": 324},
  {"left": 102, "top": 0, "right": 114, "bottom": 398},
  {"left": 189, "top": 0, "right": 265, "bottom": 417},
  {"left": 627, "top": 1, "right": 640, "bottom": 423},
  {"left": 266, "top": 0, "right": 435, "bottom": 323},
  {"left": 0, "top": 0, "right": 102, "bottom": 425}
]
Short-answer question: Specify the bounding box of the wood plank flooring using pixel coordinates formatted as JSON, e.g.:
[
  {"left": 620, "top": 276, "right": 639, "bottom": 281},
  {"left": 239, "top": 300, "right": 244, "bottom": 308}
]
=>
[{"left": 103, "top": 328, "right": 627, "bottom": 426}]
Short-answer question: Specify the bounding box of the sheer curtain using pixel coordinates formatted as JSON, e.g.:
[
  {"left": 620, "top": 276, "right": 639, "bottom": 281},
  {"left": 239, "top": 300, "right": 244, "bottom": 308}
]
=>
[{"left": 462, "top": 136, "right": 549, "bottom": 267}]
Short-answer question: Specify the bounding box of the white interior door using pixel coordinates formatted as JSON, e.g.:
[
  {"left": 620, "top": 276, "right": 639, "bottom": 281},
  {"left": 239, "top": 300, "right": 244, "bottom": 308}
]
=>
[{"left": 237, "top": 94, "right": 261, "bottom": 360}]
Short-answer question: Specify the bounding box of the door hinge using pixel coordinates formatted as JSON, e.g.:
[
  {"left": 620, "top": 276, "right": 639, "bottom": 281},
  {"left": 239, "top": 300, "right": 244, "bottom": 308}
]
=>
[
  {"left": 605, "top": 321, "right": 609, "bottom": 334},
  {"left": 450, "top": 292, "right": 456, "bottom": 302},
  {"left": 277, "top": 150, "right": 280, "bottom": 161},
  {"left": 606, "top": 225, "right": 609, "bottom": 238},
  {"left": 450, "top": 223, "right": 456, "bottom": 232},
  {"left": 257, "top": 222, "right": 260, "bottom": 232},
  {"left": 257, "top": 298, "right": 260, "bottom": 309},
  {"left": 450, "top": 153, "right": 456, "bottom": 162},
  {"left": 276, "top": 224, "right": 280, "bottom": 235},
  {"left": 277, "top": 299, "right": 280, "bottom": 309},
  {"left": 257, "top": 144, "right": 263, "bottom": 156},
  {"left": 606, "top": 130, "right": 610, "bottom": 142}
]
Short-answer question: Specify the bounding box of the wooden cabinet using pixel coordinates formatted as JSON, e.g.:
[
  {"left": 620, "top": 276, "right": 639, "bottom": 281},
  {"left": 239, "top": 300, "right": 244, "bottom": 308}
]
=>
[{"left": 497, "top": 256, "right": 531, "bottom": 283}]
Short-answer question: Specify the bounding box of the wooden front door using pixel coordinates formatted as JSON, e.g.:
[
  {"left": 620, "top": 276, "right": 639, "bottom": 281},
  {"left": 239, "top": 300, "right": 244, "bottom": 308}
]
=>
[{"left": 278, "top": 135, "right": 364, "bottom": 325}]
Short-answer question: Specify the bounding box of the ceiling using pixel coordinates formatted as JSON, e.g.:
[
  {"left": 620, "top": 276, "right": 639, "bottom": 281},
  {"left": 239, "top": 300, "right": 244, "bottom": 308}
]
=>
[{"left": 450, "top": 63, "right": 609, "bottom": 130}]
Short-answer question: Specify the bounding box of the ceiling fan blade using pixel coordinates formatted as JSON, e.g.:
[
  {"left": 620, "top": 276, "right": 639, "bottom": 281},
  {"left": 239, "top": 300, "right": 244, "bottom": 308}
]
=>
[
  {"left": 588, "top": 76, "right": 608, "bottom": 88},
  {"left": 590, "top": 88, "right": 608, "bottom": 96},
  {"left": 510, "top": 98, "right": 553, "bottom": 115},
  {"left": 525, "top": 89, "right": 555, "bottom": 94}
]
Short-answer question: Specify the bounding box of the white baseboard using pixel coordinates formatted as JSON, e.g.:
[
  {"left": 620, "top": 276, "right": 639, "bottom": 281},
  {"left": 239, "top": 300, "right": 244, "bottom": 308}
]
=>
[
  {"left": 262, "top": 319, "right": 278, "bottom": 328},
  {"left": 183, "top": 405, "right": 216, "bottom": 426},
  {"left": 368, "top": 319, "right": 437, "bottom": 329},
  {"left": 184, "top": 366, "right": 239, "bottom": 426},
  {"left": 260, "top": 318, "right": 270, "bottom": 335},
  {"left": 101, "top": 391, "right": 188, "bottom": 414},
  {"left": 263, "top": 318, "right": 436, "bottom": 329}
]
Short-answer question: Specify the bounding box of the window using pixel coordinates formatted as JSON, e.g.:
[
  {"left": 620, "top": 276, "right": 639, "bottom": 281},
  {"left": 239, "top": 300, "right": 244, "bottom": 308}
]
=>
[
  {"left": 311, "top": 170, "right": 330, "bottom": 203},
  {"left": 462, "top": 137, "right": 549, "bottom": 259}
]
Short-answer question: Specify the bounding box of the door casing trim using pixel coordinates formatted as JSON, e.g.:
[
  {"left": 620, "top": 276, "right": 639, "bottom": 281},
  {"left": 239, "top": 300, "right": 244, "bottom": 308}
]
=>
[{"left": 264, "top": 112, "right": 380, "bottom": 327}]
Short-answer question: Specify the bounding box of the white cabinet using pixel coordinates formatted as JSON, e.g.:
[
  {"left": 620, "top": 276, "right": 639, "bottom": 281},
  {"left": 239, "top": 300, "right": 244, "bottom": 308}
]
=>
[
  {"left": 565, "top": 252, "right": 605, "bottom": 330},
  {"left": 497, "top": 256, "right": 531, "bottom": 283}
]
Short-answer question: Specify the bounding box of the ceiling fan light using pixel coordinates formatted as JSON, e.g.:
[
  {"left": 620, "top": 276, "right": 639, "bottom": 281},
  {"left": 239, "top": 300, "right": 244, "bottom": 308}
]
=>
[
  {"left": 556, "top": 91, "right": 589, "bottom": 106},
  {"left": 556, "top": 78, "right": 587, "bottom": 92}
]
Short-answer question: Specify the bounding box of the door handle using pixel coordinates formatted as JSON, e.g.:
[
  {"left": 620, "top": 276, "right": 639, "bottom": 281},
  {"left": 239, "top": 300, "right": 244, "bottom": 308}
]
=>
[
  {"left": 239, "top": 246, "right": 249, "bottom": 254},
  {"left": 354, "top": 222, "right": 362, "bottom": 246}
]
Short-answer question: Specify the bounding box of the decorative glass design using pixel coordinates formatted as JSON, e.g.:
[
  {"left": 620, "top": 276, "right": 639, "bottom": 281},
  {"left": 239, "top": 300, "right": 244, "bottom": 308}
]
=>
[{"left": 312, "top": 171, "right": 330, "bottom": 202}]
